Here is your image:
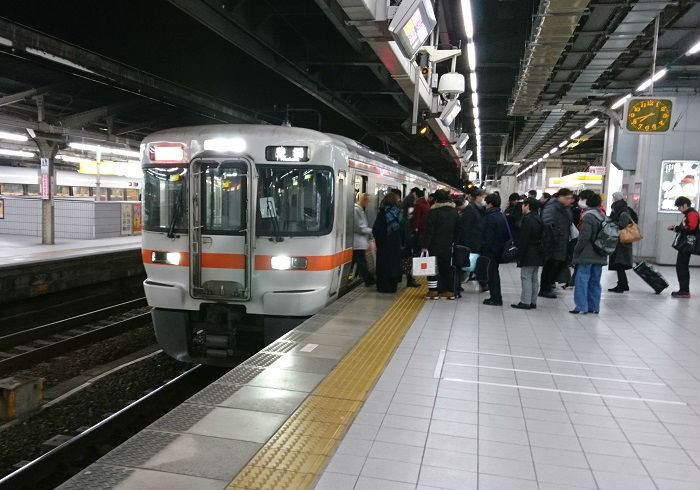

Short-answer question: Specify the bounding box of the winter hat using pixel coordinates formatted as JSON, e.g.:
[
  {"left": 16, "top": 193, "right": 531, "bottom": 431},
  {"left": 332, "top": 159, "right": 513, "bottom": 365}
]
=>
[{"left": 612, "top": 192, "right": 624, "bottom": 202}]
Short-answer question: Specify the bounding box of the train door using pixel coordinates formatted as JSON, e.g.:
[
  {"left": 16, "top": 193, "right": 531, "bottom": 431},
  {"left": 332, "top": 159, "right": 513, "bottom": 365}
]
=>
[
  {"left": 329, "top": 172, "right": 346, "bottom": 295},
  {"left": 190, "top": 158, "right": 251, "bottom": 300}
]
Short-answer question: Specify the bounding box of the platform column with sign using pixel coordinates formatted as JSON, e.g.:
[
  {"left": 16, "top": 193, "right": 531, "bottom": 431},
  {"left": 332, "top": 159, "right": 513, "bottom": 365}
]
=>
[{"left": 35, "top": 142, "right": 58, "bottom": 245}]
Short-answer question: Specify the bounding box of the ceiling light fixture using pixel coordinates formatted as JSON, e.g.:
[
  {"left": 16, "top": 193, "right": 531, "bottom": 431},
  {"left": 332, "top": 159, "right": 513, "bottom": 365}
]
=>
[
  {"left": 0, "top": 131, "right": 29, "bottom": 142},
  {"left": 636, "top": 68, "right": 668, "bottom": 92},
  {"left": 611, "top": 94, "right": 631, "bottom": 110},
  {"left": 460, "top": 0, "right": 474, "bottom": 39},
  {"left": 585, "top": 118, "right": 599, "bottom": 129},
  {"left": 570, "top": 130, "right": 582, "bottom": 139},
  {"left": 687, "top": 39, "right": 700, "bottom": 55},
  {"left": 466, "top": 42, "right": 476, "bottom": 71}
]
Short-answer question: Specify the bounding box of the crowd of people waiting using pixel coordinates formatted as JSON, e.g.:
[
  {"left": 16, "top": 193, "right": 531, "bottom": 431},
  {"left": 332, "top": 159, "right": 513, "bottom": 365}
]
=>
[{"left": 352, "top": 185, "right": 699, "bottom": 313}]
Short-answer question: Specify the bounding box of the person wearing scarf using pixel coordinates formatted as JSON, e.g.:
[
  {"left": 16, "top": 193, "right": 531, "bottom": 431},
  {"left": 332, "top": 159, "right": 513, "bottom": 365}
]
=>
[{"left": 372, "top": 192, "right": 405, "bottom": 293}]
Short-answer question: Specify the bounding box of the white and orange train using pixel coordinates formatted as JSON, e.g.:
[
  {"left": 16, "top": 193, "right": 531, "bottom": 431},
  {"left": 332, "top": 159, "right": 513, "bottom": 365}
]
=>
[{"left": 140, "top": 124, "right": 459, "bottom": 365}]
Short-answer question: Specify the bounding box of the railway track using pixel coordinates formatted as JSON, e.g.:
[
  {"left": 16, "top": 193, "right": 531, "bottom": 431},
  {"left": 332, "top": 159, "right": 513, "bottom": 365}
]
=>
[
  {"left": 0, "top": 298, "right": 151, "bottom": 375},
  {"left": 0, "top": 363, "right": 226, "bottom": 490}
]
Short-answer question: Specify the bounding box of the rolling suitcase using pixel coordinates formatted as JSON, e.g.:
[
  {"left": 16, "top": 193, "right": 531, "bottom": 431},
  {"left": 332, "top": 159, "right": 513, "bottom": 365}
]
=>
[{"left": 633, "top": 262, "right": 669, "bottom": 294}]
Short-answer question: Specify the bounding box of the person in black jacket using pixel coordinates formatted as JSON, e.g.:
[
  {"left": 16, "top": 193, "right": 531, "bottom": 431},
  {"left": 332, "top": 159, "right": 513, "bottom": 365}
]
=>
[
  {"left": 420, "top": 190, "right": 458, "bottom": 299},
  {"left": 372, "top": 192, "right": 404, "bottom": 293},
  {"left": 482, "top": 193, "right": 509, "bottom": 306},
  {"left": 456, "top": 189, "right": 486, "bottom": 254},
  {"left": 512, "top": 198, "right": 544, "bottom": 309},
  {"left": 539, "top": 188, "right": 574, "bottom": 298},
  {"left": 504, "top": 193, "right": 523, "bottom": 241}
]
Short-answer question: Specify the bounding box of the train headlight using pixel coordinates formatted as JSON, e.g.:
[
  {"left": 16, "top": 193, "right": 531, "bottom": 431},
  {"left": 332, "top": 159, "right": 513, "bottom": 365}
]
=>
[
  {"left": 151, "top": 251, "right": 182, "bottom": 266},
  {"left": 270, "top": 256, "right": 308, "bottom": 270}
]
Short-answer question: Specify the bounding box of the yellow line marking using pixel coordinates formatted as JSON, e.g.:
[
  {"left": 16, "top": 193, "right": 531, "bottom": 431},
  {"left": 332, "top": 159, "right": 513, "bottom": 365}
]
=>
[{"left": 227, "top": 284, "right": 427, "bottom": 489}]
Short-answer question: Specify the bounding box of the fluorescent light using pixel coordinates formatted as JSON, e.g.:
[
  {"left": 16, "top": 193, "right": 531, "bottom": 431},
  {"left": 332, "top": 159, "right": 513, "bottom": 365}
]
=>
[
  {"left": 636, "top": 68, "right": 668, "bottom": 92},
  {"left": 461, "top": 0, "right": 474, "bottom": 39},
  {"left": 559, "top": 140, "right": 568, "bottom": 148},
  {"left": 467, "top": 42, "right": 476, "bottom": 71},
  {"left": 56, "top": 154, "right": 85, "bottom": 163},
  {"left": 687, "top": 39, "right": 700, "bottom": 55},
  {"left": 0, "top": 148, "right": 34, "bottom": 158},
  {"left": 203, "top": 137, "right": 246, "bottom": 153},
  {"left": 474, "top": 118, "right": 480, "bottom": 129},
  {"left": 611, "top": 94, "right": 631, "bottom": 110},
  {"left": 543, "top": 151, "right": 550, "bottom": 157},
  {"left": 550, "top": 147, "right": 558, "bottom": 154},
  {"left": 472, "top": 107, "right": 479, "bottom": 119},
  {"left": 69, "top": 142, "right": 140, "bottom": 158},
  {"left": 585, "top": 118, "right": 599, "bottom": 129},
  {"left": 0, "top": 131, "right": 28, "bottom": 142},
  {"left": 470, "top": 71, "right": 477, "bottom": 91},
  {"left": 471, "top": 92, "right": 478, "bottom": 107},
  {"left": 570, "top": 130, "right": 582, "bottom": 139}
]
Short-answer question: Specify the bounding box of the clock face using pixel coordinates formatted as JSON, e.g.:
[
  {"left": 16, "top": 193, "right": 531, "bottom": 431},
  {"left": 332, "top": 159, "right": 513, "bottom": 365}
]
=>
[{"left": 626, "top": 98, "right": 672, "bottom": 133}]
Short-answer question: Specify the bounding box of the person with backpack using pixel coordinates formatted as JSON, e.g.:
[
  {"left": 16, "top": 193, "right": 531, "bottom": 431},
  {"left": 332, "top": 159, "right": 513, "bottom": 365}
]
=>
[
  {"left": 512, "top": 198, "right": 544, "bottom": 309},
  {"left": 666, "top": 196, "right": 699, "bottom": 298},
  {"left": 571, "top": 193, "right": 608, "bottom": 314},
  {"left": 608, "top": 193, "right": 635, "bottom": 293}
]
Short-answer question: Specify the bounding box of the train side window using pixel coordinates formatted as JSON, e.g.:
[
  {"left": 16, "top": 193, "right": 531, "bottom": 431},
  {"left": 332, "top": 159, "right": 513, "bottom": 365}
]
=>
[{"left": 202, "top": 162, "right": 247, "bottom": 234}]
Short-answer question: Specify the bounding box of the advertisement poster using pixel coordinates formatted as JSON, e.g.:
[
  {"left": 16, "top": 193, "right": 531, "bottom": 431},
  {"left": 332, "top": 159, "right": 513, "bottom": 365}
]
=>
[
  {"left": 120, "top": 203, "right": 133, "bottom": 236},
  {"left": 659, "top": 160, "right": 699, "bottom": 212},
  {"left": 132, "top": 203, "right": 142, "bottom": 234}
]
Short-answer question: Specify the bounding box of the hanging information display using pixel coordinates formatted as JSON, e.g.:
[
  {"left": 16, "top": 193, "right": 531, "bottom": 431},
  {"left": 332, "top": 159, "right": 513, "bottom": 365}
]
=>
[{"left": 658, "top": 160, "right": 699, "bottom": 212}]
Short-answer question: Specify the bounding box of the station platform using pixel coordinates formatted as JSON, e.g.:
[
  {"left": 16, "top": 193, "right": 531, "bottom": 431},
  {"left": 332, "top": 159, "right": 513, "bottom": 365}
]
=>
[
  {"left": 0, "top": 234, "right": 143, "bottom": 305},
  {"left": 57, "top": 265, "right": 700, "bottom": 490},
  {"left": 0, "top": 234, "right": 140, "bottom": 268}
]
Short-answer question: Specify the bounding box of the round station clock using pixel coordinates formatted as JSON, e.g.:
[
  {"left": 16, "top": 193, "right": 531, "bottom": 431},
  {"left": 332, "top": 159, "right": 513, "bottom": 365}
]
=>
[{"left": 625, "top": 98, "right": 673, "bottom": 133}]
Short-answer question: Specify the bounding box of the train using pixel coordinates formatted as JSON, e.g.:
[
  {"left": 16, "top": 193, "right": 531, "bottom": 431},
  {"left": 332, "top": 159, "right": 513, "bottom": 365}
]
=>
[{"left": 140, "top": 124, "right": 460, "bottom": 365}]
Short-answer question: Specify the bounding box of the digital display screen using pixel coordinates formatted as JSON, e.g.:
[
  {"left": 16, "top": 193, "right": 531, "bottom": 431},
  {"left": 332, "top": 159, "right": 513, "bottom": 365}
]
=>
[
  {"left": 659, "top": 160, "right": 699, "bottom": 213},
  {"left": 403, "top": 8, "right": 429, "bottom": 51},
  {"left": 389, "top": 0, "right": 437, "bottom": 60}
]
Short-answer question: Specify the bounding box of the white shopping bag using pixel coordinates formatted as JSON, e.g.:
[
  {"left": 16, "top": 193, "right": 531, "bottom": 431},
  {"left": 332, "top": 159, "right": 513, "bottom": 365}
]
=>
[{"left": 412, "top": 251, "right": 436, "bottom": 276}]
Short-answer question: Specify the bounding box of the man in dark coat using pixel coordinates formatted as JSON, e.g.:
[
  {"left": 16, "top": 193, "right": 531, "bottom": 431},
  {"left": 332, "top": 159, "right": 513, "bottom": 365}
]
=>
[
  {"left": 456, "top": 188, "right": 486, "bottom": 254},
  {"left": 482, "top": 193, "right": 509, "bottom": 306},
  {"left": 420, "top": 190, "right": 458, "bottom": 299},
  {"left": 512, "top": 198, "right": 544, "bottom": 309},
  {"left": 539, "top": 188, "right": 574, "bottom": 298},
  {"left": 608, "top": 194, "right": 634, "bottom": 293}
]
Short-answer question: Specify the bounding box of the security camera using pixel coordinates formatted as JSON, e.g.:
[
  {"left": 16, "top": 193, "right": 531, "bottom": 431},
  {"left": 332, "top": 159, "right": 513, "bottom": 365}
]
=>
[
  {"left": 438, "top": 72, "right": 465, "bottom": 100},
  {"left": 456, "top": 133, "right": 469, "bottom": 150}
]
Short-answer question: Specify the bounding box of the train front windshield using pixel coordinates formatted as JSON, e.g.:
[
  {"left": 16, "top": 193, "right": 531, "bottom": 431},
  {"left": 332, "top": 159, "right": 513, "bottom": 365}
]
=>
[
  {"left": 256, "top": 166, "right": 334, "bottom": 236},
  {"left": 143, "top": 167, "right": 188, "bottom": 233}
]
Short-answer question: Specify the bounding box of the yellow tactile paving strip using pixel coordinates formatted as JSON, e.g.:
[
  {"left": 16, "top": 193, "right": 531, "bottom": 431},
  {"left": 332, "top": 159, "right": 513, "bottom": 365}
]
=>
[{"left": 227, "top": 285, "right": 427, "bottom": 490}]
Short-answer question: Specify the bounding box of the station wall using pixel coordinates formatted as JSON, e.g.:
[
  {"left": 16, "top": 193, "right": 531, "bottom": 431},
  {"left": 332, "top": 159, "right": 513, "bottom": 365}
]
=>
[
  {"left": 0, "top": 197, "right": 137, "bottom": 239},
  {"left": 617, "top": 94, "right": 700, "bottom": 265}
]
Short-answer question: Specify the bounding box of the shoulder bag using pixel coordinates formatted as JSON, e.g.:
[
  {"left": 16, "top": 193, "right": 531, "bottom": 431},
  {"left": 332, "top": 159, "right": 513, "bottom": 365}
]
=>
[{"left": 500, "top": 212, "right": 518, "bottom": 263}]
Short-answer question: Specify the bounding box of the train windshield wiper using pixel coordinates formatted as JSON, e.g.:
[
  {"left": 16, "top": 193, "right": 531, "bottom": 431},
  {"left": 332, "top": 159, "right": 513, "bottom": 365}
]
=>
[
  {"left": 166, "top": 187, "right": 184, "bottom": 239},
  {"left": 267, "top": 200, "right": 284, "bottom": 243}
]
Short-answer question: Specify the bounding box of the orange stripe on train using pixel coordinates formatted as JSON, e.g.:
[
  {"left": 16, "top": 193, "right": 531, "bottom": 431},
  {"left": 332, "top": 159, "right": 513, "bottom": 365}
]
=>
[{"left": 143, "top": 249, "right": 352, "bottom": 271}]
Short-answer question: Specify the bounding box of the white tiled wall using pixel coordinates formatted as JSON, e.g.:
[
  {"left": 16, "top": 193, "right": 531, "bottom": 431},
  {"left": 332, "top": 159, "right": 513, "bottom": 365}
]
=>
[
  {"left": 94, "top": 202, "right": 122, "bottom": 239},
  {"left": 0, "top": 197, "right": 41, "bottom": 236},
  {"left": 55, "top": 200, "right": 95, "bottom": 239},
  {"left": 0, "top": 196, "right": 133, "bottom": 239}
]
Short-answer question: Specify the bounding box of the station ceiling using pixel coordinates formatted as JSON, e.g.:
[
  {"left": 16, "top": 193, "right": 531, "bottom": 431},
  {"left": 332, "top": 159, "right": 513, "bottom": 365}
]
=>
[{"left": 0, "top": 1, "right": 698, "bottom": 186}]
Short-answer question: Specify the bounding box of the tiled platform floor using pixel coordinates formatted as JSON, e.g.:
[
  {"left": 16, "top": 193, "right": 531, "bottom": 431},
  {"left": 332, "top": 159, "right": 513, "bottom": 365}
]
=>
[
  {"left": 0, "top": 234, "right": 140, "bottom": 266},
  {"left": 315, "top": 264, "right": 700, "bottom": 490}
]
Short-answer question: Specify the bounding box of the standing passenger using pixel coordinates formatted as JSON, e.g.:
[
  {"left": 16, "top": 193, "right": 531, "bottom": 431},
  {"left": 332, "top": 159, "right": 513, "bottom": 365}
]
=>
[
  {"left": 352, "top": 193, "right": 375, "bottom": 287},
  {"left": 421, "top": 190, "right": 458, "bottom": 299},
  {"left": 667, "top": 196, "right": 699, "bottom": 298},
  {"left": 539, "top": 188, "right": 574, "bottom": 298},
  {"left": 512, "top": 198, "right": 544, "bottom": 309},
  {"left": 571, "top": 193, "right": 606, "bottom": 314},
  {"left": 402, "top": 193, "right": 420, "bottom": 288},
  {"left": 372, "top": 192, "right": 404, "bottom": 293},
  {"left": 482, "top": 193, "right": 509, "bottom": 306},
  {"left": 608, "top": 194, "right": 634, "bottom": 293}
]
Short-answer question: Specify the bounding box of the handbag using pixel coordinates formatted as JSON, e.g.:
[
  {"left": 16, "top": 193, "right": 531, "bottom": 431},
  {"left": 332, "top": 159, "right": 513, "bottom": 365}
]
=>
[
  {"left": 462, "top": 252, "right": 480, "bottom": 273},
  {"left": 412, "top": 251, "right": 436, "bottom": 276},
  {"left": 500, "top": 213, "right": 518, "bottom": 264},
  {"left": 619, "top": 220, "right": 642, "bottom": 244}
]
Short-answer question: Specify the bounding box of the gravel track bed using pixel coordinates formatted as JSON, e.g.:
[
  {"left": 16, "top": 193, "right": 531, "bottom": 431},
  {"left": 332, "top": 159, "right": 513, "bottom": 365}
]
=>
[
  {"left": 16, "top": 323, "right": 157, "bottom": 388},
  {"left": 0, "top": 352, "right": 191, "bottom": 478}
]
